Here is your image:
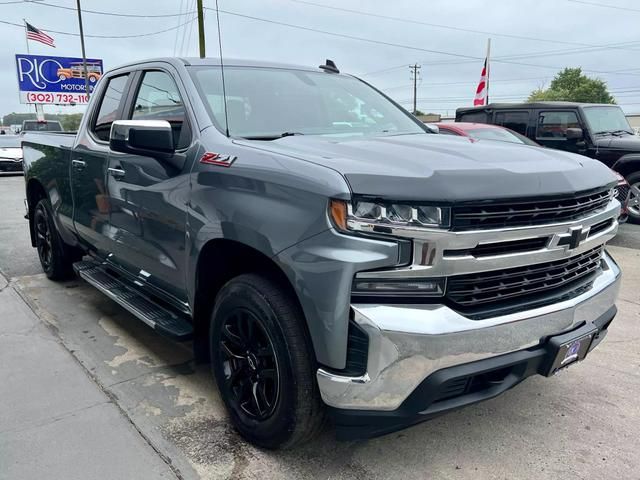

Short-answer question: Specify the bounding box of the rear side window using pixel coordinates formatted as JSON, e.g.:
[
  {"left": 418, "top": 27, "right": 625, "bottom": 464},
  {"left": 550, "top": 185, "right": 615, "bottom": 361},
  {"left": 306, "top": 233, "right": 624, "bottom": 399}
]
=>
[
  {"left": 494, "top": 111, "right": 529, "bottom": 135},
  {"left": 92, "top": 74, "right": 129, "bottom": 142},
  {"left": 457, "top": 111, "right": 488, "bottom": 123},
  {"left": 130, "top": 70, "right": 191, "bottom": 149},
  {"left": 536, "top": 111, "right": 580, "bottom": 139}
]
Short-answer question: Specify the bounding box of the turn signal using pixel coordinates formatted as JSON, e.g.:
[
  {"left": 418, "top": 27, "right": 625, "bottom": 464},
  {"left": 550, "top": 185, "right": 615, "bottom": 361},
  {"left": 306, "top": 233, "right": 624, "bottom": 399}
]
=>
[{"left": 329, "top": 199, "right": 348, "bottom": 231}]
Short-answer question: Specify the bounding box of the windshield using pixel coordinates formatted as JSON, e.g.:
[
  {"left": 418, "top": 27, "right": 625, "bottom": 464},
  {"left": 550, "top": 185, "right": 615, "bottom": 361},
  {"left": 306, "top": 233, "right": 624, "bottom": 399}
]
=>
[
  {"left": 189, "top": 66, "right": 426, "bottom": 139},
  {"left": 583, "top": 106, "right": 633, "bottom": 134},
  {"left": 467, "top": 127, "right": 539, "bottom": 146}
]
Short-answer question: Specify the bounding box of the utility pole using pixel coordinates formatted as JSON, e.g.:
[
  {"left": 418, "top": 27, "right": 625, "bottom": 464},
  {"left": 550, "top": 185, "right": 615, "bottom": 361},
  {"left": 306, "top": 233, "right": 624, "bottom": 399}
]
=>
[
  {"left": 410, "top": 64, "right": 421, "bottom": 115},
  {"left": 75, "top": 0, "right": 91, "bottom": 101},
  {"left": 197, "top": 0, "right": 206, "bottom": 58}
]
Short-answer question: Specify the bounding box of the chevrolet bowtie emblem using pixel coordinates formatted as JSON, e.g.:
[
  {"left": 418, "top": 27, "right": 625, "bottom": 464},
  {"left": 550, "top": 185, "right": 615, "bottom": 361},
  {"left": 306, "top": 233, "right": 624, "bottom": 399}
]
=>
[{"left": 556, "top": 226, "right": 590, "bottom": 250}]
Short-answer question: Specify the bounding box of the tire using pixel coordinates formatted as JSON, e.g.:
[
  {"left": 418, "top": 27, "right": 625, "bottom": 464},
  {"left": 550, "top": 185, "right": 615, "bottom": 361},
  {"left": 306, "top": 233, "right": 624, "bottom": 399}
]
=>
[
  {"left": 625, "top": 171, "right": 640, "bottom": 224},
  {"left": 209, "top": 273, "right": 325, "bottom": 449},
  {"left": 33, "top": 198, "right": 82, "bottom": 280}
]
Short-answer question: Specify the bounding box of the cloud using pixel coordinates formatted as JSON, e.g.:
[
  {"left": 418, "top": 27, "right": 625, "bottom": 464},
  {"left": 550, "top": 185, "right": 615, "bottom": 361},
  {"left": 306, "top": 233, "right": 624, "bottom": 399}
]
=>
[{"left": 1, "top": 0, "right": 639, "bottom": 118}]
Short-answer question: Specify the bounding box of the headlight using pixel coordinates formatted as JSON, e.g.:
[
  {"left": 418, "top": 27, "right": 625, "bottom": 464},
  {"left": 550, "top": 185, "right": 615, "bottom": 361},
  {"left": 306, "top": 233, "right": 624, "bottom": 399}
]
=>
[{"left": 329, "top": 199, "right": 450, "bottom": 233}]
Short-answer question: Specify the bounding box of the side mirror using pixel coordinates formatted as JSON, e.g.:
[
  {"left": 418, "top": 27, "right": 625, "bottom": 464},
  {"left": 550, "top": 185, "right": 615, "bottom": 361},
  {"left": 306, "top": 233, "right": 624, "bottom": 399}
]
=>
[
  {"left": 425, "top": 123, "right": 440, "bottom": 134},
  {"left": 566, "top": 127, "right": 583, "bottom": 140},
  {"left": 110, "top": 120, "right": 175, "bottom": 158}
]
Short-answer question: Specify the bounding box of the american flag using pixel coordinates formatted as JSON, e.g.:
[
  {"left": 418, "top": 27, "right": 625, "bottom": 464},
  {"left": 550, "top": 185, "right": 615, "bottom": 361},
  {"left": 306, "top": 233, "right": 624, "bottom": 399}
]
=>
[
  {"left": 25, "top": 22, "right": 55, "bottom": 48},
  {"left": 473, "top": 58, "right": 488, "bottom": 106}
]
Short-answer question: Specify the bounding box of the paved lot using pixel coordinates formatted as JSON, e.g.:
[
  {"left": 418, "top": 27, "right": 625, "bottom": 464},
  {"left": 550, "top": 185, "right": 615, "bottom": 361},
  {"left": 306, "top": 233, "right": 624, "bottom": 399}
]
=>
[{"left": 1, "top": 174, "right": 639, "bottom": 480}]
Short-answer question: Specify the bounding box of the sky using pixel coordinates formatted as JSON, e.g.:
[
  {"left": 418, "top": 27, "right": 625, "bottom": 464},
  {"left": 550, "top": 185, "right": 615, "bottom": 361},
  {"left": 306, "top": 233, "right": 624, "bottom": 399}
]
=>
[{"left": 1, "top": 0, "right": 640, "bottom": 120}]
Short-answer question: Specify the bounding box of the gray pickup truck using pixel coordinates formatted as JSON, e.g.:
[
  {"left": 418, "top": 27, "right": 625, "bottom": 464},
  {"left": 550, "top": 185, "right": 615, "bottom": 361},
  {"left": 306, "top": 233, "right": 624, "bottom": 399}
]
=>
[{"left": 23, "top": 57, "right": 622, "bottom": 449}]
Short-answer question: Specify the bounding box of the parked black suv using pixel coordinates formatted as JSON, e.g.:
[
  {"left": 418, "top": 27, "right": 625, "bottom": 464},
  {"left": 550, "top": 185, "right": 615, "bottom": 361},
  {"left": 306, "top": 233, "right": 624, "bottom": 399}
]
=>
[{"left": 456, "top": 102, "right": 640, "bottom": 223}]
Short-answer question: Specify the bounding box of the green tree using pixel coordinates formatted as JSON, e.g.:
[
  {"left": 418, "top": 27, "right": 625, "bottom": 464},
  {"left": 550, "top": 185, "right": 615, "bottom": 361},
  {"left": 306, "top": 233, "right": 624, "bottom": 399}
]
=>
[
  {"left": 59, "top": 113, "right": 83, "bottom": 131},
  {"left": 527, "top": 68, "right": 616, "bottom": 104},
  {"left": 0, "top": 112, "right": 84, "bottom": 131}
]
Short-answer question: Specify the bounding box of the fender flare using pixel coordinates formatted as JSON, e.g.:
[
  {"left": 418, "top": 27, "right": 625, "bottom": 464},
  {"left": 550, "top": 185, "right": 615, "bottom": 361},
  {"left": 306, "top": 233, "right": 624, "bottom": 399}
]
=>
[{"left": 612, "top": 154, "right": 640, "bottom": 176}]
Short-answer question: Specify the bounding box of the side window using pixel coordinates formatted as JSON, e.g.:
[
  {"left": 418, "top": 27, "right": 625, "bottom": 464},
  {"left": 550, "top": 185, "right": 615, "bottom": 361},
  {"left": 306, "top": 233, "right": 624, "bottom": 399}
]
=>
[
  {"left": 131, "top": 71, "right": 191, "bottom": 149},
  {"left": 458, "top": 111, "right": 488, "bottom": 123},
  {"left": 494, "top": 111, "right": 529, "bottom": 135},
  {"left": 439, "top": 128, "right": 460, "bottom": 136},
  {"left": 537, "top": 111, "right": 580, "bottom": 139},
  {"left": 93, "top": 74, "right": 129, "bottom": 142}
]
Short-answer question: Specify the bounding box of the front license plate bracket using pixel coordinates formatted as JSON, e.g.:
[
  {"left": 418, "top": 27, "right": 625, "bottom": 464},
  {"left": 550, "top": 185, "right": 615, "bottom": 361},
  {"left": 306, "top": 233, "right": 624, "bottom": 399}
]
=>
[{"left": 545, "top": 325, "right": 598, "bottom": 376}]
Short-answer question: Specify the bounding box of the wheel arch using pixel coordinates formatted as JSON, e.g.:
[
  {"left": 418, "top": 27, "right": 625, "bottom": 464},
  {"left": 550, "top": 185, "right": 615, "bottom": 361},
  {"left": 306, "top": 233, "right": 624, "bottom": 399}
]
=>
[
  {"left": 612, "top": 154, "right": 640, "bottom": 178},
  {"left": 192, "top": 238, "right": 312, "bottom": 364}
]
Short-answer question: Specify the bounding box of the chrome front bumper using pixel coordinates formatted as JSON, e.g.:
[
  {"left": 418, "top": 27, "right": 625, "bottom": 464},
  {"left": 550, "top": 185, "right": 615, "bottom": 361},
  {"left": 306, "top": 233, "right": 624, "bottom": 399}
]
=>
[{"left": 317, "top": 250, "right": 621, "bottom": 411}]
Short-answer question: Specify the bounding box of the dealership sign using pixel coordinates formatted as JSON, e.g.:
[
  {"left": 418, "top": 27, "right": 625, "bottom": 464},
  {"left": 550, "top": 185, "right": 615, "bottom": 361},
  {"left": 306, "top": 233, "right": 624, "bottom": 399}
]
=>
[{"left": 15, "top": 54, "right": 104, "bottom": 105}]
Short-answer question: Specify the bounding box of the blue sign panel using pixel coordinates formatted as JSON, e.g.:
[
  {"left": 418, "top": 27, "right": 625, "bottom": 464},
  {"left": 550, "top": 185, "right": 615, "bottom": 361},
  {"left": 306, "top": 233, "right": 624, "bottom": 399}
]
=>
[{"left": 15, "top": 54, "right": 104, "bottom": 105}]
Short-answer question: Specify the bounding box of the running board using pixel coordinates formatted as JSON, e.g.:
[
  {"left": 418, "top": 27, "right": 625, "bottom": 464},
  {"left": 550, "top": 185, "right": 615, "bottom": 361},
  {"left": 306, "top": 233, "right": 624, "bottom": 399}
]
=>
[{"left": 73, "top": 260, "right": 193, "bottom": 341}]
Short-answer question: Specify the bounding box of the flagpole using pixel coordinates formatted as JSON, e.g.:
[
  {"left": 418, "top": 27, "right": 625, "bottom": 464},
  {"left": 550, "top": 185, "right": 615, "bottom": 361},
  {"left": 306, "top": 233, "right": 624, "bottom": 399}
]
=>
[
  {"left": 23, "top": 19, "right": 30, "bottom": 54},
  {"left": 486, "top": 38, "right": 491, "bottom": 105},
  {"left": 23, "top": 20, "right": 40, "bottom": 118},
  {"left": 75, "top": 0, "right": 91, "bottom": 101}
]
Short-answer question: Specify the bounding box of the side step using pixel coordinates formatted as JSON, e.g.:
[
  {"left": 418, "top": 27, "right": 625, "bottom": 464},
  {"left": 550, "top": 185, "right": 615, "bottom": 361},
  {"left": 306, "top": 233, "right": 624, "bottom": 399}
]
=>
[{"left": 73, "top": 261, "right": 193, "bottom": 341}]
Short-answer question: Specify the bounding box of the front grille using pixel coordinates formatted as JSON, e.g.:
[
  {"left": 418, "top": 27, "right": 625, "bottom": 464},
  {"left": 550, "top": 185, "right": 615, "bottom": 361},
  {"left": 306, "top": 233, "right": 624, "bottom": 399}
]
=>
[
  {"left": 615, "top": 184, "right": 630, "bottom": 204},
  {"left": 447, "top": 246, "right": 603, "bottom": 315},
  {"left": 452, "top": 189, "right": 611, "bottom": 230},
  {"left": 445, "top": 236, "right": 549, "bottom": 258},
  {"left": 0, "top": 160, "right": 23, "bottom": 172}
]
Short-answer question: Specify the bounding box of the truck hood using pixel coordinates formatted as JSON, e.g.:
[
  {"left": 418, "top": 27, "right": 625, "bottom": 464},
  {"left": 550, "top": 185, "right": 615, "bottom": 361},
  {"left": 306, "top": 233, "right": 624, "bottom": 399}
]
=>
[
  {"left": 594, "top": 133, "right": 640, "bottom": 151},
  {"left": 238, "top": 133, "right": 617, "bottom": 202}
]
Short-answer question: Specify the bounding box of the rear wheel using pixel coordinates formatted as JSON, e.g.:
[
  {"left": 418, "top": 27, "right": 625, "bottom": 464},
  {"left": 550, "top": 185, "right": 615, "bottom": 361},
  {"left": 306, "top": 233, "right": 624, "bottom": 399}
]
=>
[
  {"left": 209, "top": 273, "right": 325, "bottom": 449},
  {"left": 626, "top": 172, "right": 640, "bottom": 224},
  {"left": 33, "top": 198, "right": 82, "bottom": 280}
]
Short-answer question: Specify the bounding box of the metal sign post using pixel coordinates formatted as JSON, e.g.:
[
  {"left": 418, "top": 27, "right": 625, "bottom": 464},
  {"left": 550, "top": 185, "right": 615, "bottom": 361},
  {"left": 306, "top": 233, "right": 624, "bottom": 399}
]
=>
[{"left": 76, "top": 0, "right": 91, "bottom": 100}]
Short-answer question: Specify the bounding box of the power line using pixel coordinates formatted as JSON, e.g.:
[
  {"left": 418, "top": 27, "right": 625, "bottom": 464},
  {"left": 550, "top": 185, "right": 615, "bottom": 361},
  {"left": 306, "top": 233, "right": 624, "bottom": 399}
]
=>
[
  {"left": 0, "top": 16, "right": 197, "bottom": 39},
  {"left": 566, "top": 0, "right": 640, "bottom": 13},
  {"left": 381, "top": 76, "right": 552, "bottom": 91},
  {"left": 210, "top": 8, "right": 640, "bottom": 79},
  {"left": 173, "top": 0, "right": 186, "bottom": 55},
  {"left": 209, "top": 8, "right": 482, "bottom": 61},
  {"left": 12, "top": 0, "right": 197, "bottom": 18},
  {"left": 290, "top": 0, "right": 640, "bottom": 52},
  {"left": 362, "top": 40, "right": 640, "bottom": 77}
]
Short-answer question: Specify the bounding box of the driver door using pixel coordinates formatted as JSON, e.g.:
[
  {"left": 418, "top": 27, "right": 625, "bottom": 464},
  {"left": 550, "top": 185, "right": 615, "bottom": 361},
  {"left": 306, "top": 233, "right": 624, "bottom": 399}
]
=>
[
  {"left": 105, "top": 68, "right": 193, "bottom": 307},
  {"left": 535, "top": 110, "right": 584, "bottom": 154}
]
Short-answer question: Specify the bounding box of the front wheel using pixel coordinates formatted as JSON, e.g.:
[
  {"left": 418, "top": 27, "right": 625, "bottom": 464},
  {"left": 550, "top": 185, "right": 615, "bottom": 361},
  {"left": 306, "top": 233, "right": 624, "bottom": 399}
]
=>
[
  {"left": 33, "top": 198, "right": 81, "bottom": 280},
  {"left": 209, "top": 273, "right": 325, "bottom": 449},
  {"left": 626, "top": 172, "right": 640, "bottom": 224}
]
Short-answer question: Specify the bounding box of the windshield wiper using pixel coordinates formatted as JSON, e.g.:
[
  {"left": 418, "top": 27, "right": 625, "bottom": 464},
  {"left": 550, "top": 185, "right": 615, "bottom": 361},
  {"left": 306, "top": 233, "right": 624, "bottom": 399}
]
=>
[
  {"left": 242, "top": 132, "right": 305, "bottom": 141},
  {"left": 594, "top": 129, "right": 633, "bottom": 136}
]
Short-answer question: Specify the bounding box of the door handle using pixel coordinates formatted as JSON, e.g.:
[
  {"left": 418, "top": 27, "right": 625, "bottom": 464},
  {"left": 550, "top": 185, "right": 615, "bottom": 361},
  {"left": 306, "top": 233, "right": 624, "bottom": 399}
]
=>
[
  {"left": 108, "top": 167, "right": 125, "bottom": 178},
  {"left": 71, "top": 159, "right": 86, "bottom": 170}
]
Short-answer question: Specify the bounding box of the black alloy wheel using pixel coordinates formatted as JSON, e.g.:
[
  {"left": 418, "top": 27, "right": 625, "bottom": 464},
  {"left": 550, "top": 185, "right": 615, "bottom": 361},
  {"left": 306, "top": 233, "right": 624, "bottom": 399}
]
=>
[
  {"left": 210, "top": 273, "right": 325, "bottom": 449},
  {"left": 32, "top": 198, "right": 82, "bottom": 280},
  {"left": 218, "top": 308, "right": 280, "bottom": 420}
]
